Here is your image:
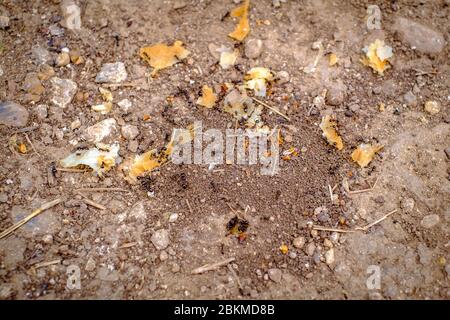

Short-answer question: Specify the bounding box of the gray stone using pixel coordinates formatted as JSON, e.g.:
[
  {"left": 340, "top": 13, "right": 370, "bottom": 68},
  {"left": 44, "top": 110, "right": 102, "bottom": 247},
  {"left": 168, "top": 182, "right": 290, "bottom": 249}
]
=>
[
  {"left": 0, "top": 16, "right": 10, "bottom": 29},
  {"left": 151, "top": 229, "right": 170, "bottom": 250},
  {"left": 305, "top": 242, "right": 316, "bottom": 256},
  {"left": 0, "top": 193, "right": 8, "bottom": 203},
  {"left": 31, "top": 45, "right": 51, "bottom": 65},
  {"left": 0, "top": 283, "right": 14, "bottom": 299},
  {"left": 393, "top": 17, "right": 445, "bottom": 54},
  {"left": 84, "top": 118, "right": 117, "bottom": 143},
  {"left": 0, "top": 101, "right": 29, "bottom": 127},
  {"left": 420, "top": 214, "right": 440, "bottom": 229},
  {"left": 326, "top": 81, "right": 347, "bottom": 106},
  {"left": 245, "top": 39, "right": 263, "bottom": 59},
  {"left": 118, "top": 99, "right": 132, "bottom": 113},
  {"left": 97, "top": 267, "right": 119, "bottom": 282},
  {"left": 50, "top": 77, "right": 77, "bottom": 108},
  {"left": 61, "top": 0, "right": 82, "bottom": 30},
  {"left": 85, "top": 257, "right": 96, "bottom": 272},
  {"left": 33, "top": 104, "right": 48, "bottom": 120},
  {"left": 276, "top": 70, "right": 290, "bottom": 85},
  {"left": 268, "top": 268, "right": 282, "bottom": 283},
  {"left": 417, "top": 243, "right": 433, "bottom": 265},
  {"left": 0, "top": 236, "right": 26, "bottom": 268},
  {"left": 403, "top": 91, "right": 417, "bottom": 107},
  {"left": 95, "top": 62, "right": 128, "bottom": 83},
  {"left": 121, "top": 125, "right": 139, "bottom": 140},
  {"left": 129, "top": 201, "right": 147, "bottom": 220},
  {"left": 400, "top": 197, "right": 415, "bottom": 213},
  {"left": 293, "top": 236, "right": 305, "bottom": 249}
]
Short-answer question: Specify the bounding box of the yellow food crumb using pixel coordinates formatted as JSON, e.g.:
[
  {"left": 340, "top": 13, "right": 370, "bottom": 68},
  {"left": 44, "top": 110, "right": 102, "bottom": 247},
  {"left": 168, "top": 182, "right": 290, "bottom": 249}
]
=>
[
  {"left": 351, "top": 143, "right": 383, "bottom": 168},
  {"left": 228, "top": 0, "right": 250, "bottom": 41},
  {"left": 280, "top": 244, "right": 289, "bottom": 255},
  {"left": 18, "top": 143, "right": 27, "bottom": 154},
  {"left": 197, "top": 85, "right": 217, "bottom": 108},
  {"left": 329, "top": 53, "right": 339, "bottom": 66},
  {"left": 140, "top": 40, "right": 190, "bottom": 76},
  {"left": 361, "top": 39, "right": 393, "bottom": 75},
  {"left": 320, "top": 115, "right": 344, "bottom": 150}
]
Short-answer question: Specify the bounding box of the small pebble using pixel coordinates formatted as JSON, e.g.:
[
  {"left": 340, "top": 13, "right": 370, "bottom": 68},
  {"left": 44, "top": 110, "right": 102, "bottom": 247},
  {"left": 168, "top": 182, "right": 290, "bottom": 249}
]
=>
[{"left": 424, "top": 101, "right": 440, "bottom": 115}]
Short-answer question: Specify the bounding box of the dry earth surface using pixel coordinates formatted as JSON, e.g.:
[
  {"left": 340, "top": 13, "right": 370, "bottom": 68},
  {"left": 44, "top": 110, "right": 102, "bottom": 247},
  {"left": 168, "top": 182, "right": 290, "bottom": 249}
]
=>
[{"left": 0, "top": 0, "right": 449, "bottom": 299}]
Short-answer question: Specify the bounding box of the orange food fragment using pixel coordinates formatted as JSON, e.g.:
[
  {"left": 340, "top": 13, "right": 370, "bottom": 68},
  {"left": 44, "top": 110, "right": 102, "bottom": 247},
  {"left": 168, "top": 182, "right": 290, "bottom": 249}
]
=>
[
  {"left": 18, "top": 143, "right": 27, "bottom": 154},
  {"left": 139, "top": 40, "right": 190, "bottom": 76},
  {"left": 228, "top": 0, "right": 250, "bottom": 41},
  {"left": 196, "top": 85, "right": 217, "bottom": 108},
  {"left": 320, "top": 115, "right": 344, "bottom": 150},
  {"left": 280, "top": 244, "right": 289, "bottom": 255},
  {"left": 351, "top": 143, "right": 383, "bottom": 168}
]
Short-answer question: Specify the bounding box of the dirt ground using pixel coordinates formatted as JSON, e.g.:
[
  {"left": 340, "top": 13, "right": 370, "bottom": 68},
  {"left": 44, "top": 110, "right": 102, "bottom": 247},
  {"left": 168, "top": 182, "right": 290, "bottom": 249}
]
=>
[{"left": 0, "top": 0, "right": 449, "bottom": 300}]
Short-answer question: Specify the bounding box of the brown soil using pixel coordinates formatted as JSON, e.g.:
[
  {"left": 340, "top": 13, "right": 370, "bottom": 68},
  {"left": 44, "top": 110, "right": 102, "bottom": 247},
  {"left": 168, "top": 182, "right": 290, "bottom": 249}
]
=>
[{"left": 0, "top": 0, "right": 449, "bottom": 299}]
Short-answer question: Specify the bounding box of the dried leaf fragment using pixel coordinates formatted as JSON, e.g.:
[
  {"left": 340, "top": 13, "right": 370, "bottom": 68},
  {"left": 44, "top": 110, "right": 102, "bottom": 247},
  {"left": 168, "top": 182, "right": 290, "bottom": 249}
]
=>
[
  {"left": 197, "top": 85, "right": 217, "bottom": 108},
  {"left": 228, "top": 0, "right": 250, "bottom": 41},
  {"left": 60, "top": 144, "right": 120, "bottom": 175},
  {"left": 361, "top": 39, "right": 393, "bottom": 75},
  {"left": 139, "top": 40, "right": 190, "bottom": 76},
  {"left": 320, "top": 115, "right": 344, "bottom": 150},
  {"left": 351, "top": 143, "right": 383, "bottom": 167}
]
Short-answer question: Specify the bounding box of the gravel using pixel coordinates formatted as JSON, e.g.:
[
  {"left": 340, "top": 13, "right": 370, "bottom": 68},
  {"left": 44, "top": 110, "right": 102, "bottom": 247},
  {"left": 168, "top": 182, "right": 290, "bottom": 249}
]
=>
[
  {"left": 95, "top": 62, "right": 128, "bottom": 83},
  {"left": 151, "top": 229, "right": 170, "bottom": 250},
  {"left": 0, "top": 101, "right": 29, "bottom": 127}
]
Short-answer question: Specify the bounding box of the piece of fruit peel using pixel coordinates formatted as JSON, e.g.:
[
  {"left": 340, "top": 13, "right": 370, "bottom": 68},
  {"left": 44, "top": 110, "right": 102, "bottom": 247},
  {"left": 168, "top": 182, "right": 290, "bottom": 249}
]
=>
[
  {"left": 228, "top": 0, "right": 250, "bottom": 41},
  {"left": 139, "top": 40, "right": 190, "bottom": 76},
  {"left": 60, "top": 144, "right": 120, "bottom": 175},
  {"left": 351, "top": 143, "right": 383, "bottom": 167},
  {"left": 197, "top": 85, "right": 217, "bottom": 108},
  {"left": 361, "top": 39, "right": 393, "bottom": 75},
  {"left": 320, "top": 115, "right": 344, "bottom": 150}
]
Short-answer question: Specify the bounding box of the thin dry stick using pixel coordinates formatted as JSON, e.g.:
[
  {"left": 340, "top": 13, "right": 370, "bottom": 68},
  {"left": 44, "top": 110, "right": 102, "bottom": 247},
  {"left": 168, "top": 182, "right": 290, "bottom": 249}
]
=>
[
  {"left": 312, "top": 226, "right": 357, "bottom": 233},
  {"left": 118, "top": 242, "right": 137, "bottom": 249},
  {"left": 75, "top": 187, "right": 129, "bottom": 193},
  {"left": 328, "top": 184, "right": 334, "bottom": 202},
  {"left": 0, "top": 198, "right": 62, "bottom": 240},
  {"left": 82, "top": 198, "right": 106, "bottom": 210},
  {"left": 348, "top": 177, "right": 379, "bottom": 195},
  {"left": 13, "top": 125, "right": 39, "bottom": 134},
  {"left": 185, "top": 199, "right": 193, "bottom": 215},
  {"left": 251, "top": 97, "right": 291, "bottom": 121},
  {"left": 191, "top": 257, "right": 236, "bottom": 275},
  {"left": 33, "top": 259, "right": 61, "bottom": 269},
  {"left": 24, "top": 133, "right": 41, "bottom": 157},
  {"left": 227, "top": 264, "right": 243, "bottom": 291},
  {"left": 102, "top": 82, "right": 139, "bottom": 88},
  {"left": 56, "top": 167, "right": 89, "bottom": 173},
  {"left": 355, "top": 209, "right": 397, "bottom": 232}
]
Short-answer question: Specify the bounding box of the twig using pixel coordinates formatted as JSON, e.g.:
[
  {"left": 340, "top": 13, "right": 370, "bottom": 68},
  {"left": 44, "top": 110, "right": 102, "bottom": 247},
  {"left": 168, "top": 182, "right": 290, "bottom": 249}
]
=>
[
  {"left": 328, "top": 184, "right": 334, "bottom": 202},
  {"left": 75, "top": 187, "right": 129, "bottom": 193},
  {"left": 312, "top": 226, "right": 357, "bottom": 233},
  {"left": 185, "top": 199, "right": 193, "bottom": 215},
  {"left": 251, "top": 97, "right": 291, "bottom": 121},
  {"left": 56, "top": 167, "right": 89, "bottom": 173},
  {"left": 102, "top": 82, "right": 139, "bottom": 88},
  {"left": 33, "top": 259, "right": 61, "bottom": 269},
  {"left": 191, "top": 257, "right": 236, "bottom": 275},
  {"left": 13, "top": 125, "right": 39, "bottom": 134},
  {"left": 348, "top": 177, "right": 379, "bottom": 195},
  {"left": 118, "top": 242, "right": 137, "bottom": 249},
  {"left": 82, "top": 198, "right": 106, "bottom": 210},
  {"left": 227, "top": 264, "right": 243, "bottom": 292},
  {"left": 355, "top": 209, "right": 397, "bottom": 232},
  {"left": 313, "top": 209, "right": 398, "bottom": 234},
  {"left": 0, "top": 198, "right": 62, "bottom": 240},
  {"left": 24, "top": 133, "right": 40, "bottom": 157}
]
